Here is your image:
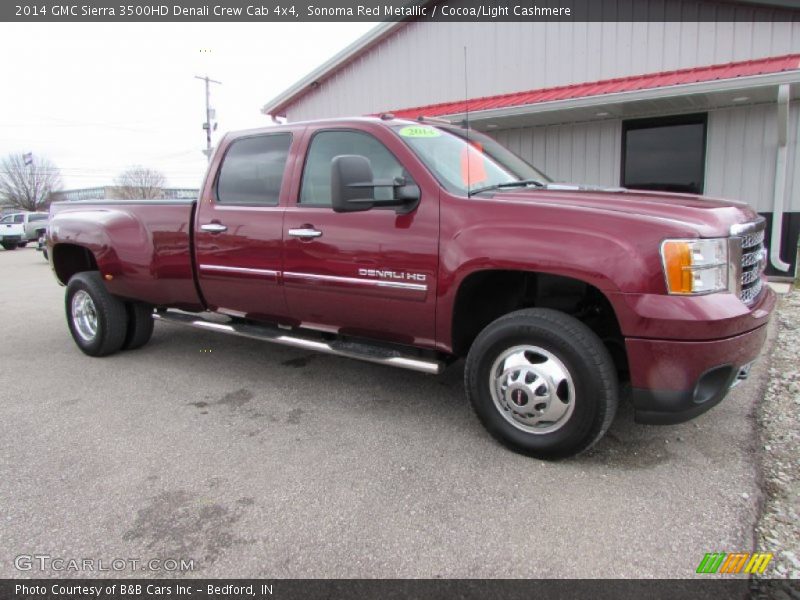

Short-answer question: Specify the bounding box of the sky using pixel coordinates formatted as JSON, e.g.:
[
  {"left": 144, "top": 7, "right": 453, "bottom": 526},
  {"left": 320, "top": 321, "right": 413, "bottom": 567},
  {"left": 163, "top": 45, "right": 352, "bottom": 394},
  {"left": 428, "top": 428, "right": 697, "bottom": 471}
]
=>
[{"left": 0, "top": 22, "right": 375, "bottom": 190}]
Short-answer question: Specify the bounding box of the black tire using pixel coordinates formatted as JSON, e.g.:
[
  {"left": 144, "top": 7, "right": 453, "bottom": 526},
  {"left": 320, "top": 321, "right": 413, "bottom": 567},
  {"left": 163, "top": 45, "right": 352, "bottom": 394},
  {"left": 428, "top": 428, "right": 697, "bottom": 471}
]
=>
[
  {"left": 122, "top": 302, "right": 155, "bottom": 350},
  {"left": 2, "top": 242, "right": 17, "bottom": 250},
  {"left": 65, "top": 271, "right": 128, "bottom": 357},
  {"left": 465, "top": 308, "right": 618, "bottom": 460}
]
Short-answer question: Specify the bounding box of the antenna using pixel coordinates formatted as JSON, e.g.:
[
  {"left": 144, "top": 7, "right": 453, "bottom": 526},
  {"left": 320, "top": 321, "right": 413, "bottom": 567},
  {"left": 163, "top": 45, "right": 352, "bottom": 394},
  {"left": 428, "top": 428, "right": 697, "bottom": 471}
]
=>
[{"left": 464, "top": 46, "right": 472, "bottom": 195}]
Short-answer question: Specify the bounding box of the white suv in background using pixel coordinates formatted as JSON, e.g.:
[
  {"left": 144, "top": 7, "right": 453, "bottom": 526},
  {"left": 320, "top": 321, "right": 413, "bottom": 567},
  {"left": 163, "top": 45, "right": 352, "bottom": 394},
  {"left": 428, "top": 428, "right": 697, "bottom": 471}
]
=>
[{"left": 0, "top": 212, "right": 48, "bottom": 249}]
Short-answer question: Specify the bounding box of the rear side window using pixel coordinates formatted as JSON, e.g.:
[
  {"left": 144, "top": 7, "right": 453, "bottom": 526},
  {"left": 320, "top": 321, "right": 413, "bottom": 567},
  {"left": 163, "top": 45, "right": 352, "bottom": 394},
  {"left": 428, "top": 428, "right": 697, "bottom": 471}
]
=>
[
  {"left": 29, "top": 214, "right": 48, "bottom": 222},
  {"left": 300, "top": 130, "right": 406, "bottom": 206},
  {"left": 217, "top": 133, "right": 292, "bottom": 206}
]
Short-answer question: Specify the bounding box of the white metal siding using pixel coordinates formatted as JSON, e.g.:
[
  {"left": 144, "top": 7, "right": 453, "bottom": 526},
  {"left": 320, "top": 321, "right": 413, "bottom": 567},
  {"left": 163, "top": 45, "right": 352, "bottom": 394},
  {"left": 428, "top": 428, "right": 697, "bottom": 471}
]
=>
[
  {"left": 282, "top": 3, "right": 800, "bottom": 121},
  {"left": 705, "top": 101, "right": 800, "bottom": 212},
  {"left": 492, "top": 120, "right": 622, "bottom": 187},
  {"left": 489, "top": 102, "right": 800, "bottom": 214}
]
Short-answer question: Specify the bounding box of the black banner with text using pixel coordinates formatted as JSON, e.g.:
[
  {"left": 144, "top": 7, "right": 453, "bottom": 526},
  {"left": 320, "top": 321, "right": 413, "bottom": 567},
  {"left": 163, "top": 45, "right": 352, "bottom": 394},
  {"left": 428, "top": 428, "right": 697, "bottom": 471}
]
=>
[
  {"left": 1, "top": 578, "right": 777, "bottom": 600},
  {"left": 3, "top": 0, "right": 800, "bottom": 22}
]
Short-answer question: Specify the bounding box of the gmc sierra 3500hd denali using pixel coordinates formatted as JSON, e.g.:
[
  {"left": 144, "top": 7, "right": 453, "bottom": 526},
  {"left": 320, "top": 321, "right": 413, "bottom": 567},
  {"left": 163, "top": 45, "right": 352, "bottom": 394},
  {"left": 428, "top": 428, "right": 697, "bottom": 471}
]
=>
[{"left": 47, "top": 117, "right": 775, "bottom": 459}]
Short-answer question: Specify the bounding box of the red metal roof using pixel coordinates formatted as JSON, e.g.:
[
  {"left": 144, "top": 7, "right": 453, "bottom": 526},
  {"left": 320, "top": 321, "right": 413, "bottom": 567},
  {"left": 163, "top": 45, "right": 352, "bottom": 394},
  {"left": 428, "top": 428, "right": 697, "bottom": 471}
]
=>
[{"left": 389, "top": 54, "right": 800, "bottom": 119}]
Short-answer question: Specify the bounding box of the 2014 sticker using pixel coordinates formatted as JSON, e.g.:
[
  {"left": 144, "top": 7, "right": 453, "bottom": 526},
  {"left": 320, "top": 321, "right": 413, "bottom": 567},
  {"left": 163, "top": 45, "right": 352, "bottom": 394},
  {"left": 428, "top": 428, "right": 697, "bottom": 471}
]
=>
[{"left": 398, "top": 126, "right": 441, "bottom": 138}]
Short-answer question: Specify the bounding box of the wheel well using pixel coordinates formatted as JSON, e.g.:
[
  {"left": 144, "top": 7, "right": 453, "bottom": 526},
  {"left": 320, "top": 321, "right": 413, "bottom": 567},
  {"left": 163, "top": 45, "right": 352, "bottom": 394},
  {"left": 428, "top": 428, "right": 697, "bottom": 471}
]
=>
[
  {"left": 52, "top": 244, "right": 99, "bottom": 285},
  {"left": 451, "top": 270, "right": 628, "bottom": 381}
]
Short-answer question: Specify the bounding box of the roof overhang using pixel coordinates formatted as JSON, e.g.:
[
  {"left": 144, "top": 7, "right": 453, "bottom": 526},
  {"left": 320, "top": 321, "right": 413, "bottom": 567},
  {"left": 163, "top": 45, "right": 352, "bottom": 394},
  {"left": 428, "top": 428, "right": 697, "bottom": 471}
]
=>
[
  {"left": 442, "top": 70, "right": 800, "bottom": 130},
  {"left": 387, "top": 54, "right": 800, "bottom": 130},
  {"left": 261, "top": 21, "right": 406, "bottom": 118}
]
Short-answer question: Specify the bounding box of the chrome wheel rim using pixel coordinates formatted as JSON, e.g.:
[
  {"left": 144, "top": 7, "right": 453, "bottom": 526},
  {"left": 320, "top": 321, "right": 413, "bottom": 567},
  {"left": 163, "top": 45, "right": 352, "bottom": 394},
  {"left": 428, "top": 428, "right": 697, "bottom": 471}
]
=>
[
  {"left": 71, "top": 290, "right": 98, "bottom": 342},
  {"left": 489, "top": 345, "right": 575, "bottom": 434}
]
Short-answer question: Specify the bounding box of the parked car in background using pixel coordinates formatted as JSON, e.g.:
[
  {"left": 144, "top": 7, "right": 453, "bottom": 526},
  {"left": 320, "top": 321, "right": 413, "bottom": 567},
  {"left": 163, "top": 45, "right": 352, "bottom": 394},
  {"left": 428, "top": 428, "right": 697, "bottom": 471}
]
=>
[
  {"left": 0, "top": 218, "right": 25, "bottom": 250},
  {"left": 0, "top": 212, "right": 49, "bottom": 248}
]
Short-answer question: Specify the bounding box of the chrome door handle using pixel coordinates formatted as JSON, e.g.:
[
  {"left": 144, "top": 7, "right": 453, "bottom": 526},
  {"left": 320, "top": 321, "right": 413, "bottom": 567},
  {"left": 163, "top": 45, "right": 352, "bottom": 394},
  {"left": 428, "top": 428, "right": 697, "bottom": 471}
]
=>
[
  {"left": 200, "top": 223, "right": 227, "bottom": 233},
  {"left": 288, "top": 228, "right": 322, "bottom": 239}
]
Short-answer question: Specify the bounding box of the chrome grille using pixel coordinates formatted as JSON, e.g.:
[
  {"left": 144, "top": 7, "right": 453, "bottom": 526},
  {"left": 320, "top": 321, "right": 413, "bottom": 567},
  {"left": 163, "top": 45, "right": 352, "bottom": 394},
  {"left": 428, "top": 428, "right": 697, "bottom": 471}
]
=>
[
  {"left": 732, "top": 219, "right": 767, "bottom": 305},
  {"left": 739, "top": 228, "right": 765, "bottom": 250},
  {"left": 741, "top": 248, "right": 764, "bottom": 268},
  {"left": 740, "top": 279, "right": 763, "bottom": 304},
  {"left": 741, "top": 268, "right": 761, "bottom": 286}
]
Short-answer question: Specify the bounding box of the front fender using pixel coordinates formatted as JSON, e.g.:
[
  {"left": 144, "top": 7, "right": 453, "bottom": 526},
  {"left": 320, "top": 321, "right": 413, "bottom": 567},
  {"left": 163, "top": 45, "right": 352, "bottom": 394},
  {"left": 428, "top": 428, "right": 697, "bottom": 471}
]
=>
[
  {"left": 441, "top": 221, "right": 661, "bottom": 295},
  {"left": 435, "top": 221, "right": 664, "bottom": 353}
]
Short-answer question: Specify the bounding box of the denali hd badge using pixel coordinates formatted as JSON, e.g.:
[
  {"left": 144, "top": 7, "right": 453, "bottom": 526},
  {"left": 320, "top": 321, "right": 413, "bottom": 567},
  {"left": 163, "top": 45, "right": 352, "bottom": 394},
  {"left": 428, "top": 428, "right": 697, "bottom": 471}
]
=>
[{"left": 358, "top": 268, "right": 427, "bottom": 282}]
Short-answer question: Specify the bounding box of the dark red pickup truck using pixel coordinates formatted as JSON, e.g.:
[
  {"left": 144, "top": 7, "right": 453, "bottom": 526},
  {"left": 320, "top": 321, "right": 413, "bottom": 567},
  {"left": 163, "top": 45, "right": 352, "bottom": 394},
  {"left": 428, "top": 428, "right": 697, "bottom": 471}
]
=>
[{"left": 48, "top": 117, "right": 775, "bottom": 458}]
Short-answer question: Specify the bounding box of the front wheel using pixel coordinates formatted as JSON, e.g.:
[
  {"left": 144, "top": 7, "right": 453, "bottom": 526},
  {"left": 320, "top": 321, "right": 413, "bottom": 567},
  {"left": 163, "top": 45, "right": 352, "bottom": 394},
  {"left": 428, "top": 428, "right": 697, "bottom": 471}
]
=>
[
  {"left": 2, "top": 242, "right": 17, "bottom": 250},
  {"left": 65, "top": 272, "right": 128, "bottom": 357},
  {"left": 465, "top": 308, "right": 618, "bottom": 459}
]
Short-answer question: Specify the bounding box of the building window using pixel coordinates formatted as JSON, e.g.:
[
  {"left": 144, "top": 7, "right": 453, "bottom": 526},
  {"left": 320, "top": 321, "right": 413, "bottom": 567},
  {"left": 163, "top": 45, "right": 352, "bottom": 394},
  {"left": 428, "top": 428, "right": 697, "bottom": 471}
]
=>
[{"left": 622, "top": 113, "right": 707, "bottom": 195}]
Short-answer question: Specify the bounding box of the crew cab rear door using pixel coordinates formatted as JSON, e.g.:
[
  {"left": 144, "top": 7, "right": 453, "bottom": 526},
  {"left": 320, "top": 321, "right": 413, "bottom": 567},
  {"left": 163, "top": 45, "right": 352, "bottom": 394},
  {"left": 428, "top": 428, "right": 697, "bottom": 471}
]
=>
[
  {"left": 281, "top": 126, "right": 439, "bottom": 348},
  {"left": 194, "top": 131, "right": 294, "bottom": 322}
]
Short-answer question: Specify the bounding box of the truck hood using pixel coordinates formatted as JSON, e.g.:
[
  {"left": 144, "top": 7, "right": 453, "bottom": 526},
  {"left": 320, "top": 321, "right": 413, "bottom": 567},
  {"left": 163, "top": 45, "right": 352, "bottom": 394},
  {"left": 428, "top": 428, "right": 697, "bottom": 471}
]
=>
[{"left": 486, "top": 185, "right": 759, "bottom": 237}]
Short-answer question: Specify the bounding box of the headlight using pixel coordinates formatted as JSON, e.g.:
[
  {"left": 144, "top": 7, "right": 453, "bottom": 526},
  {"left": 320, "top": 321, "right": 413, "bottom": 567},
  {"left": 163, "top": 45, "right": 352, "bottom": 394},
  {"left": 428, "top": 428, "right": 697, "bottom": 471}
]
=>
[{"left": 660, "top": 238, "right": 729, "bottom": 295}]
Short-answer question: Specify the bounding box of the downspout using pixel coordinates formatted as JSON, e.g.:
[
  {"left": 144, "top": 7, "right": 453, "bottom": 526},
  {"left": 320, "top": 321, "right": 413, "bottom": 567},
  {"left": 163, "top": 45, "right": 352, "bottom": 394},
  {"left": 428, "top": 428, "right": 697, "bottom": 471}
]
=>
[{"left": 770, "top": 84, "right": 791, "bottom": 272}]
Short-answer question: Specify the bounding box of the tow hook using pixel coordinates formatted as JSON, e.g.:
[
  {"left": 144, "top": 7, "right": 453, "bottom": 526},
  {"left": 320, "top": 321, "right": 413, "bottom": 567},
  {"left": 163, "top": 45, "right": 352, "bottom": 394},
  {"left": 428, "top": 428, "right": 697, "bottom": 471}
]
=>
[{"left": 731, "top": 361, "right": 754, "bottom": 387}]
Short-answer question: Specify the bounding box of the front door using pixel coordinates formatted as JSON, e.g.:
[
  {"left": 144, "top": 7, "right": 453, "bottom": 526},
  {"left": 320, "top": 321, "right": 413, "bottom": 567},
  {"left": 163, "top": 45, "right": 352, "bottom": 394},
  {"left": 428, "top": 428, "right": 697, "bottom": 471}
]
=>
[
  {"left": 194, "top": 131, "right": 293, "bottom": 322},
  {"left": 282, "top": 128, "right": 439, "bottom": 348}
]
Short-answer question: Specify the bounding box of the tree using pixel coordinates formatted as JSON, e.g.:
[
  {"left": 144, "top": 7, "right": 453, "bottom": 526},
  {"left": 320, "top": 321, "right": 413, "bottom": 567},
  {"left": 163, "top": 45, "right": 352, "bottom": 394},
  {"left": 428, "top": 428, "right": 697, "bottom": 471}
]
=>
[
  {"left": 0, "top": 153, "right": 63, "bottom": 211},
  {"left": 114, "top": 166, "right": 167, "bottom": 199}
]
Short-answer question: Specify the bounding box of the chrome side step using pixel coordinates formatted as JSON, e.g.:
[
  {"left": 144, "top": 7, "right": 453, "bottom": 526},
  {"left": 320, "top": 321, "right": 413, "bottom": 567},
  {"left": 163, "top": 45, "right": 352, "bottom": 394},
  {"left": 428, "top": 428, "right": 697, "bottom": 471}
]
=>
[{"left": 152, "top": 311, "right": 444, "bottom": 375}]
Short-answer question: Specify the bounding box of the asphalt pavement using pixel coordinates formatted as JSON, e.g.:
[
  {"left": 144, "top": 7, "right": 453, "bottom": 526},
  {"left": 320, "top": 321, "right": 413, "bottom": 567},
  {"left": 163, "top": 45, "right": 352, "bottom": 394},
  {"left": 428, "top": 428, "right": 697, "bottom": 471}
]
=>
[{"left": 0, "top": 247, "right": 776, "bottom": 578}]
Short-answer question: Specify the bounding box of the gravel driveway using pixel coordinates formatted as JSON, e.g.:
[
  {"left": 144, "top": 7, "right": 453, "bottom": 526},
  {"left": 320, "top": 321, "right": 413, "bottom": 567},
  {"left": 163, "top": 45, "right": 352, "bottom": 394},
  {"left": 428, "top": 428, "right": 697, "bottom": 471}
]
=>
[
  {"left": 0, "top": 247, "right": 783, "bottom": 581},
  {"left": 753, "top": 286, "right": 800, "bottom": 597}
]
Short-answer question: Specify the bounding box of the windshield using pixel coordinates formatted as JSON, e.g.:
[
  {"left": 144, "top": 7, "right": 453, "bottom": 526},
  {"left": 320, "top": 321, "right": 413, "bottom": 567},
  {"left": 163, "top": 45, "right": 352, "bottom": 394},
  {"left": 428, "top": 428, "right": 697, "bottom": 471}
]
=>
[{"left": 391, "top": 124, "right": 550, "bottom": 196}]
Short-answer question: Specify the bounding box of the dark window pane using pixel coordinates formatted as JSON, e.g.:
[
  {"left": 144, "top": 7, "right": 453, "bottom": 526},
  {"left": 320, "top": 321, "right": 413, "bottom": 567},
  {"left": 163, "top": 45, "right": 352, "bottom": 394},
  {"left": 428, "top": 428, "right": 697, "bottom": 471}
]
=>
[
  {"left": 623, "top": 118, "right": 706, "bottom": 194},
  {"left": 217, "top": 134, "right": 291, "bottom": 206},
  {"left": 300, "top": 130, "right": 406, "bottom": 206}
]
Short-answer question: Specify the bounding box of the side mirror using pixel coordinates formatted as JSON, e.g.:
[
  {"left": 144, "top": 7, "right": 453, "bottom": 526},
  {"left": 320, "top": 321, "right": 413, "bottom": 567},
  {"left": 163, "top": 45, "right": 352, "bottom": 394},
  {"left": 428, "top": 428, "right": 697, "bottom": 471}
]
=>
[{"left": 331, "top": 155, "right": 420, "bottom": 214}]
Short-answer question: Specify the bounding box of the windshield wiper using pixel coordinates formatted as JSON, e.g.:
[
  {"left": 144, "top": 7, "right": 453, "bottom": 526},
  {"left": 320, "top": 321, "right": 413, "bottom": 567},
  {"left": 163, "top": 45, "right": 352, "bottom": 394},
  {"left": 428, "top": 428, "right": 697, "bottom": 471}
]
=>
[{"left": 468, "top": 179, "right": 545, "bottom": 197}]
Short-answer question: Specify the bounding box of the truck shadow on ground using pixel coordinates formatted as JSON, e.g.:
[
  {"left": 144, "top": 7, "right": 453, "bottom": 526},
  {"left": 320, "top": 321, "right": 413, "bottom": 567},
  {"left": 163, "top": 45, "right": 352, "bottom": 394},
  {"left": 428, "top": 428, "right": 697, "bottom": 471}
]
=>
[{"left": 150, "top": 325, "right": 682, "bottom": 470}]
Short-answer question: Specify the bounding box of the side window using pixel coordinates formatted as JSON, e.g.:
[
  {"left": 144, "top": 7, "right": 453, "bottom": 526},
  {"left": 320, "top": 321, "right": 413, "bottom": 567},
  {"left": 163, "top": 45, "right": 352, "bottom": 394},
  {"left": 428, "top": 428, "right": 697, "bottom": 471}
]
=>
[
  {"left": 14, "top": 214, "right": 24, "bottom": 224},
  {"left": 0, "top": 215, "right": 12, "bottom": 223},
  {"left": 30, "top": 214, "right": 48, "bottom": 222},
  {"left": 217, "top": 133, "right": 292, "bottom": 206},
  {"left": 300, "top": 130, "right": 407, "bottom": 206}
]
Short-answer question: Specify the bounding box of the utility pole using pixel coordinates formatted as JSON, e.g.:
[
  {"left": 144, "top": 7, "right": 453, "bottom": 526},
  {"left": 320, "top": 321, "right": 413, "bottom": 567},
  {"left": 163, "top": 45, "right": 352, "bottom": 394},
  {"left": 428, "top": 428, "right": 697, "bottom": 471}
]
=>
[
  {"left": 22, "top": 152, "right": 35, "bottom": 209},
  {"left": 194, "top": 75, "right": 222, "bottom": 162}
]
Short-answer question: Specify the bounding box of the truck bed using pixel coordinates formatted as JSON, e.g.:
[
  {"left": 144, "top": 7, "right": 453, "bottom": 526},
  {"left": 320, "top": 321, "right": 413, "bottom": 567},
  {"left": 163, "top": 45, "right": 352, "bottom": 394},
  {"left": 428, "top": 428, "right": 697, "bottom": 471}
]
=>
[{"left": 49, "top": 199, "right": 203, "bottom": 310}]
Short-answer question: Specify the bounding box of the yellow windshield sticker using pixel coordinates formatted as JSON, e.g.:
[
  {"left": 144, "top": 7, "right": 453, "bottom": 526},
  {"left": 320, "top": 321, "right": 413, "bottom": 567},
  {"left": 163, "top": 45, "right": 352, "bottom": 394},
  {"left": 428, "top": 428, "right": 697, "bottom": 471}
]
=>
[{"left": 398, "top": 126, "right": 441, "bottom": 138}]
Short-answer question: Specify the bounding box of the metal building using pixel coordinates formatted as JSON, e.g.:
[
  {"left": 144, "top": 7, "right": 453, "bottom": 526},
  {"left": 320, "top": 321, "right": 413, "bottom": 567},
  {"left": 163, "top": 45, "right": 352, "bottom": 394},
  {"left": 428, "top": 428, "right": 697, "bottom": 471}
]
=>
[{"left": 262, "top": 1, "right": 800, "bottom": 276}]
